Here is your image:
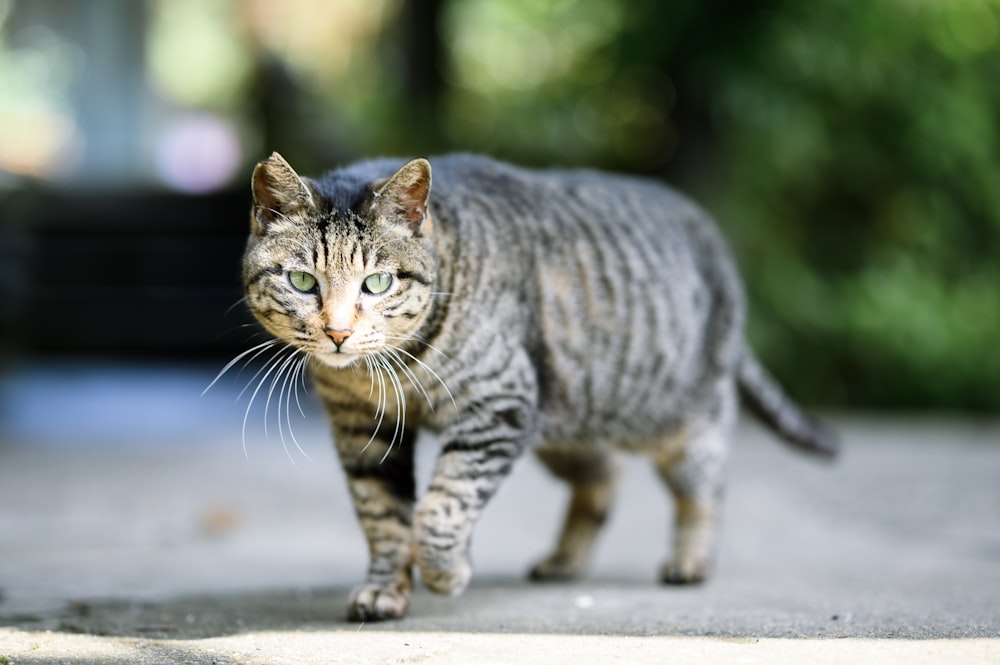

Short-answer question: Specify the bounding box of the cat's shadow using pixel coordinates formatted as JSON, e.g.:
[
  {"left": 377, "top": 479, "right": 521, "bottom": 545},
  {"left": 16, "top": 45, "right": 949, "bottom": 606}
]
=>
[{"left": 2, "top": 576, "right": 707, "bottom": 639}]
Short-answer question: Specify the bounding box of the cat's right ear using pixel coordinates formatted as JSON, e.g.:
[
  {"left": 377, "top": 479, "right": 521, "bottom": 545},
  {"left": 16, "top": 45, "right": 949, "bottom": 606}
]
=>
[
  {"left": 372, "top": 158, "right": 432, "bottom": 237},
  {"left": 250, "top": 152, "right": 315, "bottom": 235}
]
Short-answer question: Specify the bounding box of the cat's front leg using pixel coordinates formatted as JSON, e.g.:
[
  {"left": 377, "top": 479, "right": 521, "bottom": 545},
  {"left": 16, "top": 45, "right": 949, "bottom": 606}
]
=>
[
  {"left": 334, "top": 424, "right": 417, "bottom": 621},
  {"left": 415, "top": 400, "right": 536, "bottom": 596}
]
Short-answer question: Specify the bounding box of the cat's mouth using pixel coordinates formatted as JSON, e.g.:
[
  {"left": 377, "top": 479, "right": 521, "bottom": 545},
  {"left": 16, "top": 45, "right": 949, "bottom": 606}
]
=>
[{"left": 315, "top": 350, "right": 363, "bottom": 369}]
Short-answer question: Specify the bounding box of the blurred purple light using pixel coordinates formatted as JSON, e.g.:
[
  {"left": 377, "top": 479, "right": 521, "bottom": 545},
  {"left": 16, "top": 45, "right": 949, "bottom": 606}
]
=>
[{"left": 155, "top": 113, "right": 242, "bottom": 193}]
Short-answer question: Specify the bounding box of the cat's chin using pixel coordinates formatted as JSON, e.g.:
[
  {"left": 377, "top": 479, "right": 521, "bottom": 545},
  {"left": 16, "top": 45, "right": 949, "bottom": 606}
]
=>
[{"left": 316, "top": 352, "right": 362, "bottom": 370}]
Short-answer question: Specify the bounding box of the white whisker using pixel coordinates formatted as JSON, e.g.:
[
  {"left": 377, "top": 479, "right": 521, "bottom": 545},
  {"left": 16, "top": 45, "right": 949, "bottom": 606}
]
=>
[
  {"left": 237, "top": 344, "right": 293, "bottom": 402},
  {"left": 224, "top": 296, "right": 248, "bottom": 317},
  {"left": 362, "top": 356, "right": 388, "bottom": 454},
  {"left": 377, "top": 354, "right": 406, "bottom": 463},
  {"left": 241, "top": 345, "right": 296, "bottom": 460},
  {"left": 264, "top": 350, "right": 295, "bottom": 439},
  {"left": 267, "top": 349, "right": 302, "bottom": 465},
  {"left": 384, "top": 348, "right": 434, "bottom": 412},
  {"left": 202, "top": 339, "right": 280, "bottom": 396},
  {"left": 387, "top": 343, "right": 457, "bottom": 411},
  {"left": 365, "top": 355, "right": 377, "bottom": 402},
  {"left": 298, "top": 354, "right": 312, "bottom": 399},
  {"left": 291, "top": 353, "right": 310, "bottom": 419},
  {"left": 211, "top": 338, "right": 320, "bottom": 465},
  {"left": 280, "top": 350, "right": 313, "bottom": 463},
  {"left": 383, "top": 332, "right": 452, "bottom": 361}
]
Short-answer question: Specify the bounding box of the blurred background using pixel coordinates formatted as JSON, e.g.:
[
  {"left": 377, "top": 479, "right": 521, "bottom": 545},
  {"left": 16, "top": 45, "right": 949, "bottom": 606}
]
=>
[{"left": 1, "top": 0, "right": 999, "bottom": 422}]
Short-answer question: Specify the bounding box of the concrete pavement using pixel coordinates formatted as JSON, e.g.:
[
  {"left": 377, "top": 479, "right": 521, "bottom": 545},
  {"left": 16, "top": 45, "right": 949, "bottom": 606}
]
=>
[{"left": 1, "top": 362, "right": 998, "bottom": 662}]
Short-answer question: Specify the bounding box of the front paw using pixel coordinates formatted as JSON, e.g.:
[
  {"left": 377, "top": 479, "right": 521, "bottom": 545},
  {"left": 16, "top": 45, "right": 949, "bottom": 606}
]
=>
[
  {"left": 417, "top": 547, "right": 472, "bottom": 596},
  {"left": 347, "top": 582, "right": 410, "bottom": 621}
]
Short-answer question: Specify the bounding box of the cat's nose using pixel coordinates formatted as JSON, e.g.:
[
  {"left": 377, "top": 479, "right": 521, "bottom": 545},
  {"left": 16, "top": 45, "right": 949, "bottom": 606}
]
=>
[{"left": 326, "top": 327, "right": 353, "bottom": 348}]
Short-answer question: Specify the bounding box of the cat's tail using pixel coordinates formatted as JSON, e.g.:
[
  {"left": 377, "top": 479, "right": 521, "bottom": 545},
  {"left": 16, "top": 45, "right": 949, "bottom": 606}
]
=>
[{"left": 737, "top": 349, "right": 840, "bottom": 458}]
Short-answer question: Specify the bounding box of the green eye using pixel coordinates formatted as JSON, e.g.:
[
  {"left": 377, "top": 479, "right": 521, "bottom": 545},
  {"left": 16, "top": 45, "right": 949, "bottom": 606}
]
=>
[
  {"left": 288, "top": 271, "right": 317, "bottom": 292},
  {"left": 363, "top": 272, "right": 393, "bottom": 294}
]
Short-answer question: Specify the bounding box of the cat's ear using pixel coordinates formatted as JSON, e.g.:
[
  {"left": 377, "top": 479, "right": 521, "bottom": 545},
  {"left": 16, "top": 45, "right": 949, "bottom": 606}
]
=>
[
  {"left": 250, "top": 152, "right": 315, "bottom": 235},
  {"left": 372, "top": 158, "right": 432, "bottom": 236}
]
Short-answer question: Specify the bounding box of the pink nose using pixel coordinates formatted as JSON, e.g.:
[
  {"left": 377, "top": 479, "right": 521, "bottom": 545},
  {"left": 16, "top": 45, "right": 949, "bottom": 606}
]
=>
[{"left": 326, "top": 328, "right": 353, "bottom": 347}]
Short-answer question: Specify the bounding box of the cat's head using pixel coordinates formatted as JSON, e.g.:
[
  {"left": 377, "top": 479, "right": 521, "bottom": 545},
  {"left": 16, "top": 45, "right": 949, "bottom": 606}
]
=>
[{"left": 243, "top": 152, "right": 437, "bottom": 369}]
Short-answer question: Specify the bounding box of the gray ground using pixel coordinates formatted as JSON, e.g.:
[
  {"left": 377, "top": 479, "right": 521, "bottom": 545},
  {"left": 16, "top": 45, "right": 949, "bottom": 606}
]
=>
[{"left": 1, "top": 363, "right": 998, "bottom": 663}]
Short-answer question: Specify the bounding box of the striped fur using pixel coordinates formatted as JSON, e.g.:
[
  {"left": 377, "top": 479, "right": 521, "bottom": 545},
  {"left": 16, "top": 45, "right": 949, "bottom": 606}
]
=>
[{"left": 240, "top": 152, "right": 839, "bottom": 621}]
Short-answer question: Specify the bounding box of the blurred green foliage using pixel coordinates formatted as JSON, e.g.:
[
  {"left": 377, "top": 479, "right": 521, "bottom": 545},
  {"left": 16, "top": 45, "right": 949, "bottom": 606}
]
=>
[
  {"left": 426, "top": 0, "right": 1000, "bottom": 411},
  {"left": 697, "top": 2, "right": 1000, "bottom": 411},
  {"left": 415, "top": 0, "right": 1000, "bottom": 411}
]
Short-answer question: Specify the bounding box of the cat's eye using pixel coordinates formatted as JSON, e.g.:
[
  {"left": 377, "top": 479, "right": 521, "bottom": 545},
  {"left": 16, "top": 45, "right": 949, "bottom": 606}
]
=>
[
  {"left": 288, "top": 270, "right": 317, "bottom": 293},
  {"left": 363, "top": 272, "right": 393, "bottom": 295}
]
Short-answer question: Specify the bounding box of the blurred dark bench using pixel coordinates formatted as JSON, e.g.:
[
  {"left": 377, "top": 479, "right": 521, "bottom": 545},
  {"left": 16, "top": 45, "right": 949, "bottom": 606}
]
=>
[{"left": 3, "top": 188, "right": 256, "bottom": 359}]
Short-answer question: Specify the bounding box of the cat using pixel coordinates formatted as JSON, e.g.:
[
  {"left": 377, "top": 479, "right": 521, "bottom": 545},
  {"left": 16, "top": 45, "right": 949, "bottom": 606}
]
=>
[{"left": 239, "top": 151, "right": 839, "bottom": 621}]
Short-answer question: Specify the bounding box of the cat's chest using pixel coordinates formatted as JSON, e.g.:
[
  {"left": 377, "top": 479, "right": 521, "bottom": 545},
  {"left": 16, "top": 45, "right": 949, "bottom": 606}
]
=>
[{"left": 310, "top": 359, "right": 453, "bottom": 429}]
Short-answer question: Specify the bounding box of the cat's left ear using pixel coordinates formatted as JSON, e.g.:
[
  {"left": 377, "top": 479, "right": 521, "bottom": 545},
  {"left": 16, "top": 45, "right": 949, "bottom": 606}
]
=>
[
  {"left": 373, "top": 158, "right": 432, "bottom": 237},
  {"left": 251, "top": 152, "right": 315, "bottom": 235}
]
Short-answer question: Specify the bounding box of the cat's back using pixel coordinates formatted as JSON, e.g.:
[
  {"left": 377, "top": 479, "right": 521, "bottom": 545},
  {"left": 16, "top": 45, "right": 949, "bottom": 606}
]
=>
[
  {"left": 428, "top": 154, "right": 740, "bottom": 315},
  {"left": 429, "top": 155, "right": 723, "bottom": 256},
  {"left": 427, "top": 155, "right": 745, "bottom": 441}
]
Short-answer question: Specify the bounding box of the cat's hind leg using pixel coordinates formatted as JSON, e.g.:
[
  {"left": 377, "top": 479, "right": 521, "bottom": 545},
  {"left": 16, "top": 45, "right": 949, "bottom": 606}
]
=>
[
  {"left": 529, "top": 445, "right": 618, "bottom": 582},
  {"left": 652, "top": 387, "right": 735, "bottom": 584}
]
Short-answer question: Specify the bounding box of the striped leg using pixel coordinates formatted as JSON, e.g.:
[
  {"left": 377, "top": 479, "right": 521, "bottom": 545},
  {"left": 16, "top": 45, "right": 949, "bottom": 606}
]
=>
[
  {"left": 335, "top": 425, "right": 417, "bottom": 621},
  {"left": 529, "top": 445, "right": 618, "bottom": 581},
  {"left": 653, "top": 389, "right": 734, "bottom": 585},
  {"left": 414, "top": 405, "right": 532, "bottom": 596}
]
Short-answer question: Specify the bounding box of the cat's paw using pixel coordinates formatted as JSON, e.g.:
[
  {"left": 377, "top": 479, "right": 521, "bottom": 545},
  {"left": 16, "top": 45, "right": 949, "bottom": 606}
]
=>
[
  {"left": 659, "top": 557, "right": 710, "bottom": 585},
  {"left": 413, "top": 495, "right": 474, "bottom": 595},
  {"left": 417, "top": 550, "right": 472, "bottom": 596},
  {"left": 347, "top": 583, "right": 410, "bottom": 621},
  {"left": 528, "top": 553, "right": 584, "bottom": 582}
]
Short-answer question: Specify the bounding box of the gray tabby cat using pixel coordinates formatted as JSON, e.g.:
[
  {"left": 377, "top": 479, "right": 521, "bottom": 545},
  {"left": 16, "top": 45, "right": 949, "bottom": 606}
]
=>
[{"left": 241, "top": 152, "right": 838, "bottom": 621}]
